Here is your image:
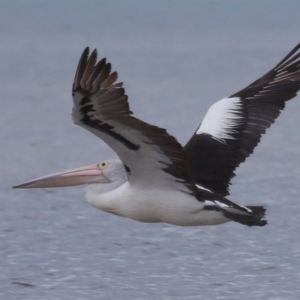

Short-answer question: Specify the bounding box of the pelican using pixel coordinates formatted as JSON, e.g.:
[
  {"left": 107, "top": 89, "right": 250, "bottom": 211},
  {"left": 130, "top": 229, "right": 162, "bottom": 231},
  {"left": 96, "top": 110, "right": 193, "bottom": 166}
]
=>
[{"left": 14, "top": 42, "right": 300, "bottom": 227}]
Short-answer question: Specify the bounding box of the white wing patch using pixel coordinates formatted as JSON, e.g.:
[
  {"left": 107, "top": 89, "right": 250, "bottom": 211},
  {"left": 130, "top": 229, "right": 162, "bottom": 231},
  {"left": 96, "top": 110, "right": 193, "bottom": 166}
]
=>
[{"left": 196, "top": 97, "right": 244, "bottom": 142}]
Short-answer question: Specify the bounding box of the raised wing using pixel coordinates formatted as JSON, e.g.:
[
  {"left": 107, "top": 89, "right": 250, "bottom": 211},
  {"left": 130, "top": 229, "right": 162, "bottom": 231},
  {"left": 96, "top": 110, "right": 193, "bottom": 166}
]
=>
[
  {"left": 185, "top": 42, "right": 300, "bottom": 196},
  {"left": 72, "top": 48, "right": 196, "bottom": 195}
]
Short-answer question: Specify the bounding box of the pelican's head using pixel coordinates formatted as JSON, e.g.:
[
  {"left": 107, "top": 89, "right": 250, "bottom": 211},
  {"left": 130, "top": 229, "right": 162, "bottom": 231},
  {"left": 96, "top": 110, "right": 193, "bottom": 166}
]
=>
[{"left": 13, "top": 159, "right": 127, "bottom": 189}]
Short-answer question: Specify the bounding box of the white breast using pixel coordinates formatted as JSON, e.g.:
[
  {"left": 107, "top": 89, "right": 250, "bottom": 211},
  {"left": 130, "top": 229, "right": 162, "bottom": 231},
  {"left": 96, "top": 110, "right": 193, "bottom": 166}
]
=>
[{"left": 84, "top": 182, "right": 229, "bottom": 226}]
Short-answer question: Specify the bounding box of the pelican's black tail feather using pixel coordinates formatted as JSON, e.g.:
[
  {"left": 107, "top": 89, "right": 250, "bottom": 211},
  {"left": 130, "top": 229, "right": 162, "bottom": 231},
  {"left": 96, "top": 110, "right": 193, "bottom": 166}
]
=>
[{"left": 222, "top": 205, "right": 267, "bottom": 227}]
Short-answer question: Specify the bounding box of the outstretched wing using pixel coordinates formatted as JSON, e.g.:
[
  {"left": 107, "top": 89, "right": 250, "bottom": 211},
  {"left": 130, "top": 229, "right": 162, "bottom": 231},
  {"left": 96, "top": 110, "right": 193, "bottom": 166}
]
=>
[
  {"left": 72, "top": 48, "right": 196, "bottom": 195},
  {"left": 185, "top": 42, "right": 300, "bottom": 196}
]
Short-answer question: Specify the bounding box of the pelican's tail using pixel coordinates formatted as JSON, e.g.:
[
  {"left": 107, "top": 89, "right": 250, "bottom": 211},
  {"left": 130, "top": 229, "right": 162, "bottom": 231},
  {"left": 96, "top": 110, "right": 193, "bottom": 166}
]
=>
[
  {"left": 221, "top": 205, "right": 267, "bottom": 227},
  {"left": 203, "top": 194, "right": 267, "bottom": 227}
]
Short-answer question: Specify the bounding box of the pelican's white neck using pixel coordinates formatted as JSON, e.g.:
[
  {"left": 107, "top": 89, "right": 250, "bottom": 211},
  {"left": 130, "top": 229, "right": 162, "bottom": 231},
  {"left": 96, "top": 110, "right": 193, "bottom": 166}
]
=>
[{"left": 84, "top": 179, "right": 128, "bottom": 216}]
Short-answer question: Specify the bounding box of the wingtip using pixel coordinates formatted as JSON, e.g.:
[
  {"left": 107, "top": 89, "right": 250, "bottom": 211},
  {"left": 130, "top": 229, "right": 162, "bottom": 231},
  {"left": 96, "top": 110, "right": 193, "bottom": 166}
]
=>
[
  {"left": 90, "top": 48, "right": 98, "bottom": 60},
  {"left": 83, "top": 46, "right": 90, "bottom": 55}
]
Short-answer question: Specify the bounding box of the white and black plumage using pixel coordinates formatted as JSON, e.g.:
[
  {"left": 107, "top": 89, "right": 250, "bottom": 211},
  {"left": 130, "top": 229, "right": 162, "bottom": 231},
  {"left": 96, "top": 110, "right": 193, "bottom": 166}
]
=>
[{"left": 14, "top": 42, "right": 300, "bottom": 227}]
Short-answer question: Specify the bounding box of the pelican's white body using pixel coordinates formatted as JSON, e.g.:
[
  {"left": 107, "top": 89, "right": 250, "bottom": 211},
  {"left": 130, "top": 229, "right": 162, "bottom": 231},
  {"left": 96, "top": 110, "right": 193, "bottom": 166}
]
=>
[{"left": 85, "top": 182, "right": 229, "bottom": 226}]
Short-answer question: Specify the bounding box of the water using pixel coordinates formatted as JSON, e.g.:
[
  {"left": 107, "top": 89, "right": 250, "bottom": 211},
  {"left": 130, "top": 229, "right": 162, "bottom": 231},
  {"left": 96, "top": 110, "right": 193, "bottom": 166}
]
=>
[{"left": 1, "top": 1, "right": 300, "bottom": 299}]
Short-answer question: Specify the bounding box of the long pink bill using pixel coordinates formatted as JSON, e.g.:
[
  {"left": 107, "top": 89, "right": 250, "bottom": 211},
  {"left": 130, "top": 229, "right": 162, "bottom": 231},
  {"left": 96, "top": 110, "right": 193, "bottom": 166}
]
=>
[{"left": 13, "top": 164, "right": 109, "bottom": 189}]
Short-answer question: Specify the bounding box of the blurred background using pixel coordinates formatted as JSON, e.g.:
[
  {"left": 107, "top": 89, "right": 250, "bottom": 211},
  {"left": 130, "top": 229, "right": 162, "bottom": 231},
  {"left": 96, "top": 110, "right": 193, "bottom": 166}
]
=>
[{"left": 1, "top": 1, "right": 300, "bottom": 299}]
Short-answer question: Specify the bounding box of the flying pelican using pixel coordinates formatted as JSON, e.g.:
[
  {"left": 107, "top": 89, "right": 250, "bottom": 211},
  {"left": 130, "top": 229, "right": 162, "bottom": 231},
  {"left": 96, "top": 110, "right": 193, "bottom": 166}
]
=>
[{"left": 14, "top": 42, "right": 300, "bottom": 227}]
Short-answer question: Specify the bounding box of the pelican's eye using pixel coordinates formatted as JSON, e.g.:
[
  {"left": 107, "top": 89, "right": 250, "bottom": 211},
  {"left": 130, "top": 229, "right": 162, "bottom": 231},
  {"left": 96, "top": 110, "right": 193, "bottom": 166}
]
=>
[{"left": 99, "top": 161, "right": 109, "bottom": 169}]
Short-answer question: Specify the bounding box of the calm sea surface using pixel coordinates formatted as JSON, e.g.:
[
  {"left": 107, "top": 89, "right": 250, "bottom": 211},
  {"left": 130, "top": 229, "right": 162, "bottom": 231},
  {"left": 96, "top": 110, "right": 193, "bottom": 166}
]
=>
[{"left": 1, "top": 1, "right": 300, "bottom": 299}]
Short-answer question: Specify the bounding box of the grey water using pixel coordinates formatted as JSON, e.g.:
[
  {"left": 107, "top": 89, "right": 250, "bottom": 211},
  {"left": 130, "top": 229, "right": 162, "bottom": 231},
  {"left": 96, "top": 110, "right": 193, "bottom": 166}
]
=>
[{"left": 1, "top": 1, "right": 300, "bottom": 299}]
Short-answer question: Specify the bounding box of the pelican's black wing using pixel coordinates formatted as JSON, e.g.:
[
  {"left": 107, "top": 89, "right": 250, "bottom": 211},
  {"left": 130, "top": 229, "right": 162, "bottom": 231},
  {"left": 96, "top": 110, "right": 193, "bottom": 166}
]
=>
[{"left": 185, "top": 42, "right": 300, "bottom": 196}]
